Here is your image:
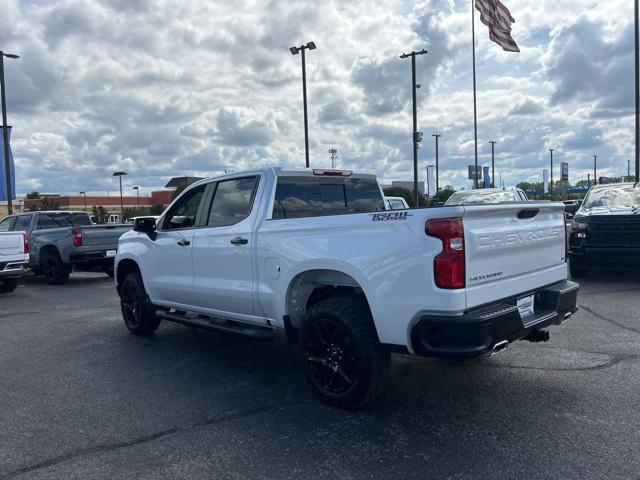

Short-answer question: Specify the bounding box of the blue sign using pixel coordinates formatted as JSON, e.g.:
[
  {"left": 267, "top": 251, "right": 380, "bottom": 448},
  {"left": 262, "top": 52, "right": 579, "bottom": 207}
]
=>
[
  {"left": 0, "top": 126, "right": 16, "bottom": 202},
  {"left": 483, "top": 166, "right": 491, "bottom": 188}
]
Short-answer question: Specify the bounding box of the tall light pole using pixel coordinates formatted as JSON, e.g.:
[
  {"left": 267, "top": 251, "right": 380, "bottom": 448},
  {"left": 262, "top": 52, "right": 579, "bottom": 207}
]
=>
[
  {"left": 79, "top": 191, "right": 87, "bottom": 210},
  {"left": 549, "top": 149, "right": 554, "bottom": 196},
  {"left": 113, "top": 171, "right": 127, "bottom": 222},
  {"left": 635, "top": 0, "right": 639, "bottom": 182},
  {"left": 400, "top": 49, "right": 428, "bottom": 207},
  {"left": 593, "top": 155, "right": 598, "bottom": 185},
  {"left": 328, "top": 148, "right": 337, "bottom": 169},
  {"left": 290, "top": 41, "right": 316, "bottom": 168},
  {"left": 132, "top": 186, "right": 140, "bottom": 209},
  {"left": 0, "top": 51, "right": 19, "bottom": 215},
  {"left": 587, "top": 173, "right": 591, "bottom": 188},
  {"left": 489, "top": 141, "right": 497, "bottom": 188},
  {"left": 432, "top": 134, "right": 441, "bottom": 193},
  {"left": 628, "top": 160, "right": 631, "bottom": 181}
]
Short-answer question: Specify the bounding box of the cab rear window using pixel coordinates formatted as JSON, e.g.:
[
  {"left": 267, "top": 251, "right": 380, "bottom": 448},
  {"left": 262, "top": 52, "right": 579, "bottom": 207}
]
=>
[{"left": 272, "top": 176, "right": 384, "bottom": 219}]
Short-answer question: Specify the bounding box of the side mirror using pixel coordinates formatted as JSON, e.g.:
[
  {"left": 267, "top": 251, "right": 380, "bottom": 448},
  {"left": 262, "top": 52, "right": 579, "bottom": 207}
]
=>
[{"left": 133, "top": 217, "right": 157, "bottom": 240}]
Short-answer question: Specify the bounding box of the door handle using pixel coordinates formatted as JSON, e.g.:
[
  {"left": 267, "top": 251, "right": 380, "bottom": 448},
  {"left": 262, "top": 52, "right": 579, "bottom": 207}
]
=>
[
  {"left": 230, "top": 236, "right": 248, "bottom": 245},
  {"left": 177, "top": 239, "right": 191, "bottom": 246}
]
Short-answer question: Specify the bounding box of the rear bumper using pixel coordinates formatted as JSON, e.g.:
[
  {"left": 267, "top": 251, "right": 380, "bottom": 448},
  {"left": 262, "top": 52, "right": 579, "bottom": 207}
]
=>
[
  {"left": 411, "top": 280, "right": 579, "bottom": 358},
  {"left": 0, "top": 261, "right": 29, "bottom": 278},
  {"left": 69, "top": 250, "right": 116, "bottom": 266}
]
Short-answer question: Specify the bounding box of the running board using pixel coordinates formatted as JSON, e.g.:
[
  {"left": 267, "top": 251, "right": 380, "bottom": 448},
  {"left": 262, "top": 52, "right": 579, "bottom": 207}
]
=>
[{"left": 155, "top": 309, "right": 274, "bottom": 342}]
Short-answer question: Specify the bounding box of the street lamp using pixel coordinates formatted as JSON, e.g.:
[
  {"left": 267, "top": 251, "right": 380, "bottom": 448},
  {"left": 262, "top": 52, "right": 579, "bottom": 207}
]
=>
[
  {"left": 432, "top": 134, "right": 441, "bottom": 193},
  {"left": 400, "top": 48, "right": 428, "bottom": 205},
  {"left": 290, "top": 41, "right": 316, "bottom": 168},
  {"left": 113, "top": 171, "right": 127, "bottom": 223},
  {"left": 78, "top": 191, "right": 87, "bottom": 211},
  {"left": 593, "top": 155, "right": 597, "bottom": 185},
  {"left": 132, "top": 186, "right": 140, "bottom": 209},
  {"left": 489, "top": 141, "right": 497, "bottom": 188},
  {"left": 0, "top": 51, "right": 19, "bottom": 215},
  {"left": 628, "top": 160, "right": 631, "bottom": 181}
]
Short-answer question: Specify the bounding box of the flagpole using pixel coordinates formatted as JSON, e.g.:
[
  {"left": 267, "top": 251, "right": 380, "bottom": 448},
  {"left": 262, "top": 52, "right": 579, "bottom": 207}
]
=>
[
  {"left": 472, "top": 0, "right": 479, "bottom": 189},
  {"left": 635, "top": 0, "right": 639, "bottom": 183}
]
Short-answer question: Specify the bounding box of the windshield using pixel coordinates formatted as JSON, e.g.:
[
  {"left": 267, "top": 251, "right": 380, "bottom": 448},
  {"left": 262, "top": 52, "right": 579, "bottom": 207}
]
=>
[
  {"left": 445, "top": 190, "right": 514, "bottom": 205},
  {"left": 582, "top": 185, "right": 640, "bottom": 209}
]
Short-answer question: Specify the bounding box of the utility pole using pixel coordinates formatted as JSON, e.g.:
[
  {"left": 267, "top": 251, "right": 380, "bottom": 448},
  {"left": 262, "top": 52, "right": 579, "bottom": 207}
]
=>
[
  {"left": 593, "top": 155, "right": 598, "bottom": 185},
  {"left": 549, "top": 149, "right": 554, "bottom": 196},
  {"left": 635, "top": 0, "right": 639, "bottom": 182},
  {"left": 0, "top": 51, "right": 19, "bottom": 215},
  {"left": 432, "top": 134, "right": 441, "bottom": 193},
  {"left": 400, "top": 49, "right": 428, "bottom": 207},
  {"left": 113, "top": 171, "right": 127, "bottom": 223},
  {"left": 79, "top": 191, "right": 87, "bottom": 210},
  {"left": 290, "top": 42, "right": 316, "bottom": 168},
  {"left": 489, "top": 141, "right": 497, "bottom": 188}
]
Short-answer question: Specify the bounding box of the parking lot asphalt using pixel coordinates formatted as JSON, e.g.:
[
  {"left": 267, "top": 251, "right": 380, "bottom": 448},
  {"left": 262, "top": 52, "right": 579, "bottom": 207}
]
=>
[{"left": 0, "top": 270, "right": 639, "bottom": 480}]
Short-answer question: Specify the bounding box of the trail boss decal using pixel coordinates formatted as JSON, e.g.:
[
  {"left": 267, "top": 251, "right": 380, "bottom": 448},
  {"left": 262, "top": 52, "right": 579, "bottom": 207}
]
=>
[{"left": 370, "top": 212, "right": 413, "bottom": 221}]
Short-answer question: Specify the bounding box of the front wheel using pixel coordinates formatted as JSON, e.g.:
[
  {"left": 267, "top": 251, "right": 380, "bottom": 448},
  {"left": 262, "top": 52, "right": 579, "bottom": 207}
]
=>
[
  {"left": 120, "top": 272, "right": 161, "bottom": 335},
  {"left": 569, "top": 260, "right": 588, "bottom": 278},
  {"left": 0, "top": 278, "right": 18, "bottom": 293},
  {"left": 300, "top": 297, "right": 390, "bottom": 409}
]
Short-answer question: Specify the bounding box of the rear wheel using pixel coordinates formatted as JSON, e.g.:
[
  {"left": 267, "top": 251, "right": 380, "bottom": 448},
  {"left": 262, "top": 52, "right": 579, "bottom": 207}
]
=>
[
  {"left": 102, "top": 263, "right": 115, "bottom": 277},
  {"left": 0, "top": 279, "right": 18, "bottom": 293},
  {"left": 569, "top": 260, "right": 588, "bottom": 278},
  {"left": 120, "top": 272, "right": 160, "bottom": 335},
  {"left": 41, "top": 251, "right": 71, "bottom": 285},
  {"left": 301, "top": 297, "right": 390, "bottom": 409}
]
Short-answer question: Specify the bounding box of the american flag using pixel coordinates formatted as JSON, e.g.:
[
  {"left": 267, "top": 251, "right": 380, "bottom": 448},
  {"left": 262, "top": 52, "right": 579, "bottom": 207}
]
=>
[{"left": 475, "top": 0, "right": 520, "bottom": 53}]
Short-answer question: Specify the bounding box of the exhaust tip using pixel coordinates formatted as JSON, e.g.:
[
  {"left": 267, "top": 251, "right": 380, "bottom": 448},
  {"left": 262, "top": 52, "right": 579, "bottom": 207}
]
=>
[{"left": 487, "top": 340, "right": 509, "bottom": 356}]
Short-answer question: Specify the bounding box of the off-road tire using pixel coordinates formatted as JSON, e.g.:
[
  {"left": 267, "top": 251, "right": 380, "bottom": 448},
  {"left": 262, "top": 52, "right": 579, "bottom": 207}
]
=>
[
  {"left": 0, "top": 279, "right": 18, "bottom": 293},
  {"left": 41, "top": 251, "right": 71, "bottom": 285},
  {"left": 300, "top": 297, "right": 390, "bottom": 409},
  {"left": 569, "top": 261, "right": 588, "bottom": 278},
  {"left": 120, "top": 272, "right": 161, "bottom": 335}
]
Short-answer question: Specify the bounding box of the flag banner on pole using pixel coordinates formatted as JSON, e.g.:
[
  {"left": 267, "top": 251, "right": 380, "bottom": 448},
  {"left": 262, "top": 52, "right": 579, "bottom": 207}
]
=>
[
  {"left": 426, "top": 165, "right": 436, "bottom": 197},
  {"left": 543, "top": 169, "right": 549, "bottom": 194},
  {"left": 483, "top": 166, "right": 491, "bottom": 188},
  {"left": 0, "top": 126, "right": 16, "bottom": 202},
  {"left": 475, "top": 0, "right": 520, "bottom": 52}
]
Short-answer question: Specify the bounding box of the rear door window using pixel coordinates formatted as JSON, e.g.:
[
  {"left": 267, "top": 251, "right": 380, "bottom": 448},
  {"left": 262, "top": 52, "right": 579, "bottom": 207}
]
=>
[
  {"left": 13, "top": 215, "right": 32, "bottom": 231},
  {"left": 207, "top": 176, "right": 259, "bottom": 227},
  {"left": 272, "top": 176, "right": 384, "bottom": 219}
]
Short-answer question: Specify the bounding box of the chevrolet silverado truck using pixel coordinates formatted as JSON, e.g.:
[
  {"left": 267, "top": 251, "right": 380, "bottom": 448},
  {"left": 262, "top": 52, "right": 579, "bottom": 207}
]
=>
[
  {"left": 569, "top": 183, "right": 640, "bottom": 277},
  {"left": 115, "top": 167, "right": 579, "bottom": 408},
  {"left": 0, "top": 211, "right": 131, "bottom": 284},
  {"left": 0, "top": 229, "right": 30, "bottom": 293}
]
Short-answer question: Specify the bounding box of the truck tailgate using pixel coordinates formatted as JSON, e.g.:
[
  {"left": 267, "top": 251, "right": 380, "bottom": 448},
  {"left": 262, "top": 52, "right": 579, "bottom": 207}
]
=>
[
  {"left": 463, "top": 202, "right": 567, "bottom": 308},
  {"left": 80, "top": 225, "right": 131, "bottom": 248},
  {"left": 0, "top": 232, "right": 24, "bottom": 259}
]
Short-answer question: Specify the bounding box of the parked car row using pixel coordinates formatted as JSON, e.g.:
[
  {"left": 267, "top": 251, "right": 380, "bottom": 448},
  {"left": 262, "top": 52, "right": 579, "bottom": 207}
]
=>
[{"left": 0, "top": 210, "right": 131, "bottom": 288}]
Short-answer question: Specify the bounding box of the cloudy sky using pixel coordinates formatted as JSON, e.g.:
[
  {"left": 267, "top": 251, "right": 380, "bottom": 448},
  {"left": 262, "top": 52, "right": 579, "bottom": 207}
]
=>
[{"left": 1, "top": 0, "right": 637, "bottom": 196}]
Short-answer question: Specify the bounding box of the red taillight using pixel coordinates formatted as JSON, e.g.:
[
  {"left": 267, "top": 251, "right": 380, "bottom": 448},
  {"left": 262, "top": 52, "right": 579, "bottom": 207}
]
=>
[
  {"left": 426, "top": 218, "right": 465, "bottom": 289},
  {"left": 72, "top": 228, "right": 83, "bottom": 247},
  {"left": 23, "top": 234, "right": 30, "bottom": 254}
]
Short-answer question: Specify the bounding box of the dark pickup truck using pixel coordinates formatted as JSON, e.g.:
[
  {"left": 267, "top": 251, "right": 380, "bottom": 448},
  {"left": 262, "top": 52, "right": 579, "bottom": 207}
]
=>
[
  {"left": 568, "top": 183, "right": 640, "bottom": 277},
  {"left": 0, "top": 211, "right": 131, "bottom": 284}
]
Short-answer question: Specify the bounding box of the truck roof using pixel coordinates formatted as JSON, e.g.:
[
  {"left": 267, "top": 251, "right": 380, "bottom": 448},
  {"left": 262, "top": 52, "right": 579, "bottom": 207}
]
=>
[{"left": 190, "top": 167, "right": 377, "bottom": 188}]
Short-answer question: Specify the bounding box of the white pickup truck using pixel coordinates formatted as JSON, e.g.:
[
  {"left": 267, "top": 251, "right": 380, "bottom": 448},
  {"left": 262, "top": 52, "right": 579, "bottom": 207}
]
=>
[
  {"left": 115, "top": 167, "right": 579, "bottom": 407},
  {"left": 0, "top": 230, "right": 30, "bottom": 293}
]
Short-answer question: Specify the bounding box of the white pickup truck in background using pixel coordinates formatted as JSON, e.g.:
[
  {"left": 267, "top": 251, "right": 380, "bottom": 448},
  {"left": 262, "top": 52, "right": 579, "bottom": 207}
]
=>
[
  {"left": 115, "top": 167, "right": 579, "bottom": 408},
  {"left": 0, "top": 231, "right": 30, "bottom": 293}
]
